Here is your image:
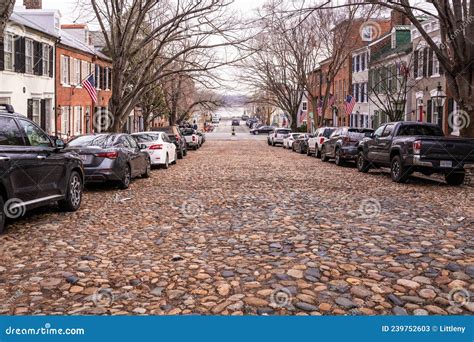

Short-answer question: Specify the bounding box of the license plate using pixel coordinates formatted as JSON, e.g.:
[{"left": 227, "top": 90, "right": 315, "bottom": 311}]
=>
[{"left": 440, "top": 160, "right": 452, "bottom": 168}]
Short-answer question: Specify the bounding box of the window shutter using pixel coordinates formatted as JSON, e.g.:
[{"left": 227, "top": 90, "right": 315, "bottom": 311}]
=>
[
  {"left": 15, "top": 36, "right": 26, "bottom": 73},
  {"left": 413, "top": 50, "right": 418, "bottom": 78},
  {"left": 49, "top": 46, "right": 53, "bottom": 78},
  {"left": 27, "top": 99, "right": 33, "bottom": 120},
  {"left": 95, "top": 64, "right": 99, "bottom": 87},
  {"left": 391, "top": 64, "right": 397, "bottom": 92},
  {"left": 428, "top": 49, "right": 433, "bottom": 76},
  {"left": 422, "top": 47, "right": 428, "bottom": 77},
  {"left": 33, "top": 41, "right": 43, "bottom": 75},
  {"left": 427, "top": 99, "right": 432, "bottom": 123},
  {"left": 0, "top": 39, "right": 4, "bottom": 71},
  {"left": 40, "top": 99, "right": 46, "bottom": 130},
  {"left": 108, "top": 68, "right": 112, "bottom": 89}
]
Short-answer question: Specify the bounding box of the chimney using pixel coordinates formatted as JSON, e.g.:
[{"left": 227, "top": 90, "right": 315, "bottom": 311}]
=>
[
  {"left": 23, "top": 0, "right": 42, "bottom": 9},
  {"left": 391, "top": 10, "right": 410, "bottom": 27}
]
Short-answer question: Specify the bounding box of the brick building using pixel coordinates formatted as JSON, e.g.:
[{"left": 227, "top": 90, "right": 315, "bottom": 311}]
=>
[{"left": 55, "top": 24, "right": 112, "bottom": 139}]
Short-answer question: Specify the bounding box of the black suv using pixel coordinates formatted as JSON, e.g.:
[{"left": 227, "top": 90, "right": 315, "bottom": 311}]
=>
[{"left": 0, "top": 104, "right": 84, "bottom": 233}]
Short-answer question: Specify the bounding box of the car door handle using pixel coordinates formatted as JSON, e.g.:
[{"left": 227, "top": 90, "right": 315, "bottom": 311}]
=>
[{"left": 0, "top": 156, "right": 10, "bottom": 161}]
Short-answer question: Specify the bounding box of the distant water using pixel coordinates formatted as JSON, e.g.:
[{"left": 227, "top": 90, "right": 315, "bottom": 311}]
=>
[{"left": 214, "top": 106, "right": 247, "bottom": 119}]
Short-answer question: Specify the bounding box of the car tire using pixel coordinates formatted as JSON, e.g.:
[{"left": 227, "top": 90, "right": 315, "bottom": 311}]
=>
[
  {"left": 58, "top": 170, "right": 83, "bottom": 211},
  {"left": 0, "top": 196, "right": 6, "bottom": 234},
  {"left": 334, "top": 148, "right": 345, "bottom": 166},
  {"left": 163, "top": 155, "right": 169, "bottom": 169},
  {"left": 255, "top": 131, "right": 259, "bottom": 135},
  {"left": 119, "top": 164, "right": 132, "bottom": 189},
  {"left": 356, "top": 152, "right": 371, "bottom": 173},
  {"left": 321, "top": 146, "right": 329, "bottom": 162},
  {"left": 445, "top": 172, "right": 465, "bottom": 186},
  {"left": 178, "top": 149, "right": 184, "bottom": 159},
  {"left": 172, "top": 151, "right": 178, "bottom": 165},
  {"left": 306, "top": 147, "right": 311, "bottom": 156},
  {"left": 390, "top": 155, "right": 410, "bottom": 183},
  {"left": 316, "top": 149, "right": 321, "bottom": 158},
  {"left": 272, "top": 140, "right": 275, "bottom": 147},
  {"left": 183, "top": 149, "right": 188, "bottom": 157},
  {"left": 142, "top": 158, "right": 151, "bottom": 178},
  {"left": 300, "top": 146, "right": 305, "bottom": 154}
]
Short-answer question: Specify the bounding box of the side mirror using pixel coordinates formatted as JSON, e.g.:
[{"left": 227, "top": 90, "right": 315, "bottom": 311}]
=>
[{"left": 55, "top": 138, "right": 65, "bottom": 149}]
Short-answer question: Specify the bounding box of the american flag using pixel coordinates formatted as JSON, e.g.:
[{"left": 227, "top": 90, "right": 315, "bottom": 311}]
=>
[
  {"left": 317, "top": 98, "right": 323, "bottom": 116},
  {"left": 82, "top": 74, "right": 97, "bottom": 103},
  {"left": 344, "top": 95, "right": 356, "bottom": 116},
  {"left": 328, "top": 93, "right": 335, "bottom": 107}
]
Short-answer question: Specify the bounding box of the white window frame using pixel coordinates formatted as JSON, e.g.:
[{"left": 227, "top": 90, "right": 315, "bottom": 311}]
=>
[
  {"left": 32, "top": 99, "right": 40, "bottom": 125},
  {"left": 42, "top": 44, "right": 49, "bottom": 76},
  {"left": 61, "top": 55, "right": 70, "bottom": 85},
  {"left": 25, "top": 39, "right": 34, "bottom": 74},
  {"left": 61, "top": 106, "right": 70, "bottom": 136},
  {"left": 4, "top": 33, "right": 14, "bottom": 71},
  {"left": 96, "top": 65, "right": 101, "bottom": 90},
  {"left": 74, "top": 106, "right": 82, "bottom": 135},
  {"left": 75, "top": 59, "right": 81, "bottom": 85},
  {"left": 81, "top": 60, "right": 89, "bottom": 80}
]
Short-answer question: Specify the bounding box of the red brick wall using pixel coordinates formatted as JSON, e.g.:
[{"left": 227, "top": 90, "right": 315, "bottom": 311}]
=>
[{"left": 55, "top": 45, "right": 112, "bottom": 138}]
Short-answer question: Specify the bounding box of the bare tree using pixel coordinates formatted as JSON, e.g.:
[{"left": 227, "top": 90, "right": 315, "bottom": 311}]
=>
[
  {"left": 0, "top": 0, "right": 15, "bottom": 44},
  {"left": 140, "top": 87, "right": 167, "bottom": 131},
  {"left": 84, "top": 0, "right": 243, "bottom": 132},
  {"left": 304, "top": 0, "right": 474, "bottom": 137}
]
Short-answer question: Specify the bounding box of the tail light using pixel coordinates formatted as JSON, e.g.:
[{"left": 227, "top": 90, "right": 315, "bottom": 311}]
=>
[
  {"left": 95, "top": 151, "right": 118, "bottom": 159},
  {"left": 175, "top": 134, "right": 180, "bottom": 141},
  {"left": 413, "top": 140, "right": 422, "bottom": 154},
  {"left": 149, "top": 144, "right": 163, "bottom": 150},
  {"left": 319, "top": 137, "right": 324, "bottom": 145}
]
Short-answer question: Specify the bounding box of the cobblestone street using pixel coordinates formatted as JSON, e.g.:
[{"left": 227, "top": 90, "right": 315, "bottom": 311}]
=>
[{"left": 1, "top": 132, "right": 473, "bottom": 316}]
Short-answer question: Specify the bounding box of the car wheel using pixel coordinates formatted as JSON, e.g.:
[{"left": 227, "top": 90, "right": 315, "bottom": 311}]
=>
[
  {"left": 58, "top": 170, "right": 83, "bottom": 211},
  {"left": 356, "top": 152, "right": 370, "bottom": 173},
  {"left": 142, "top": 158, "right": 151, "bottom": 178},
  {"left": 272, "top": 140, "right": 275, "bottom": 147},
  {"left": 183, "top": 149, "right": 188, "bottom": 157},
  {"left": 300, "top": 146, "right": 305, "bottom": 154},
  {"left": 321, "top": 146, "right": 329, "bottom": 162},
  {"left": 172, "top": 151, "right": 178, "bottom": 165},
  {"left": 255, "top": 131, "right": 259, "bottom": 135},
  {"left": 119, "top": 164, "right": 132, "bottom": 189},
  {"left": 391, "top": 155, "right": 410, "bottom": 183},
  {"left": 334, "top": 148, "right": 344, "bottom": 166},
  {"left": 178, "top": 149, "right": 184, "bottom": 159},
  {"left": 163, "top": 154, "right": 169, "bottom": 169},
  {"left": 0, "top": 196, "right": 6, "bottom": 234},
  {"left": 316, "top": 148, "right": 321, "bottom": 158},
  {"left": 445, "top": 172, "right": 465, "bottom": 186}
]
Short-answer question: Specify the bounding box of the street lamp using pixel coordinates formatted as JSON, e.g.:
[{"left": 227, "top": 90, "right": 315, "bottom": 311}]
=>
[{"left": 430, "top": 82, "right": 446, "bottom": 129}]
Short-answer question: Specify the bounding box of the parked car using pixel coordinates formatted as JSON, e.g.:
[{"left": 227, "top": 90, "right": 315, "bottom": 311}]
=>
[
  {"left": 307, "top": 127, "right": 336, "bottom": 158},
  {"left": 132, "top": 132, "right": 177, "bottom": 169},
  {"left": 357, "top": 122, "right": 474, "bottom": 185},
  {"left": 242, "top": 114, "right": 250, "bottom": 121},
  {"left": 196, "top": 131, "right": 206, "bottom": 144},
  {"left": 0, "top": 105, "right": 84, "bottom": 233},
  {"left": 250, "top": 122, "right": 262, "bottom": 129},
  {"left": 151, "top": 126, "right": 187, "bottom": 159},
  {"left": 283, "top": 133, "right": 301, "bottom": 149},
  {"left": 181, "top": 128, "right": 201, "bottom": 150},
  {"left": 65, "top": 133, "right": 150, "bottom": 189},
  {"left": 251, "top": 125, "right": 274, "bottom": 135},
  {"left": 247, "top": 118, "right": 259, "bottom": 127},
  {"left": 232, "top": 119, "right": 240, "bottom": 126},
  {"left": 321, "top": 127, "right": 374, "bottom": 165},
  {"left": 268, "top": 128, "right": 291, "bottom": 146},
  {"left": 292, "top": 133, "right": 312, "bottom": 154}
]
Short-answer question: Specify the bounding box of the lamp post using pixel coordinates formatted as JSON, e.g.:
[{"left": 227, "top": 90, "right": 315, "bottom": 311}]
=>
[{"left": 430, "top": 82, "right": 446, "bottom": 129}]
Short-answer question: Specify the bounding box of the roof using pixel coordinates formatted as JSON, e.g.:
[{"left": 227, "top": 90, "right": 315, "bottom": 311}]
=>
[
  {"left": 9, "top": 12, "right": 59, "bottom": 38},
  {"left": 59, "top": 29, "right": 111, "bottom": 61}
]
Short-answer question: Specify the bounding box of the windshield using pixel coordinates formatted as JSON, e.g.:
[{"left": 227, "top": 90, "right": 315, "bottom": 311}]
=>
[
  {"left": 398, "top": 125, "right": 444, "bottom": 136},
  {"left": 67, "top": 135, "right": 116, "bottom": 148},
  {"left": 276, "top": 129, "right": 291, "bottom": 134},
  {"left": 323, "top": 129, "right": 336, "bottom": 138},
  {"left": 133, "top": 133, "right": 160, "bottom": 142}
]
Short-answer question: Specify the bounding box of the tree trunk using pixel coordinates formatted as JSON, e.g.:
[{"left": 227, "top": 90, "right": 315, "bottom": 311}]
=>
[
  {"left": 459, "top": 107, "right": 474, "bottom": 138},
  {"left": 0, "top": 0, "right": 15, "bottom": 40}
]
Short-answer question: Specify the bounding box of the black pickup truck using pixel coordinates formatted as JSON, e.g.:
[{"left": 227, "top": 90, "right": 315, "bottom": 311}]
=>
[{"left": 357, "top": 122, "right": 474, "bottom": 185}]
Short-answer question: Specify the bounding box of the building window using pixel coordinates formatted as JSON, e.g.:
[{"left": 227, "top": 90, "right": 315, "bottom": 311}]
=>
[
  {"left": 74, "top": 58, "right": 81, "bottom": 85},
  {"left": 74, "top": 106, "right": 82, "bottom": 135},
  {"left": 25, "top": 39, "right": 34, "bottom": 74},
  {"left": 81, "top": 60, "right": 89, "bottom": 80},
  {"left": 416, "top": 49, "right": 423, "bottom": 78},
  {"left": 4, "top": 33, "right": 14, "bottom": 70},
  {"left": 105, "top": 68, "right": 110, "bottom": 90},
  {"left": 61, "top": 106, "right": 70, "bottom": 136},
  {"left": 32, "top": 99, "right": 40, "bottom": 125},
  {"left": 355, "top": 55, "right": 360, "bottom": 72},
  {"left": 95, "top": 65, "right": 101, "bottom": 90},
  {"left": 42, "top": 44, "right": 49, "bottom": 76},
  {"left": 432, "top": 53, "right": 440, "bottom": 75},
  {"left": 361, "top": 53, "right": 366, "bottom": 71},
  {"left": 302, "top": 102, "right": 307, "bottom": 111},
  {"left": 61, "top": 55, "right": 70, "bottom": 85}
]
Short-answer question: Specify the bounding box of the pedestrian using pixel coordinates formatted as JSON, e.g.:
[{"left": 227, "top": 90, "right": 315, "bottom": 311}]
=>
[{"left": 193, "top": 120, "right": 198, "bottom": 130}]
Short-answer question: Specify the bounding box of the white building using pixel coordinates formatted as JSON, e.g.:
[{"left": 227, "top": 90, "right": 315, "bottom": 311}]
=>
[
  {"left": 351, "top": 46, "right": 370, "bottom": 128},
  {"left": 0, "top": 7, "right": 60, "bottom": 134}
]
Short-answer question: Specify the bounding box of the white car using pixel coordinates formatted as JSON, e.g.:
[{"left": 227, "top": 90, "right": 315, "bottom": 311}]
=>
[
  {"left": 132, "top": 132, "right": 177, "bottom": 168},
  {"left": 268, "top": 128, "right": 291, "bottom": 146},
  {"left": 307, "top": 127, "right": 337, "bottom": 158},
  {"left": 283, "top": 133, "right": 301, "bottom": 149},
  {"left": 181, "top": 128, "right": 201, "bottom": 150}
]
